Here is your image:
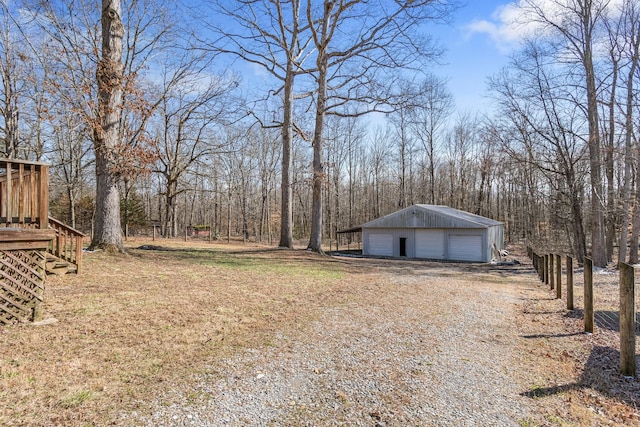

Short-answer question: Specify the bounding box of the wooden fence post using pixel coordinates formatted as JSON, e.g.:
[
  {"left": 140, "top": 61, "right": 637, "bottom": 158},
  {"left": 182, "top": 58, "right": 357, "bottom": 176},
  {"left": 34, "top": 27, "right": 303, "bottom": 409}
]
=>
[
  {"left": 566, "top": 256, "right": 574, "bottom": 310},
  {"left": 536, "top": 253, "right": 541, "bottom": 277},
  {"left": 544, "top": 254, "right": 549, "bottom": 285},
  {"left": 619, "top": 262, "right": 636, "bottom": 377},
  {"left": 531, "top": 252, "right": 538, "bottom": 273},
  {"left": 584, "top": 257, "right": 594, "bottom": 333},
  {"left": 549, "top": 253, "right": 555, "bottom": 290},
  {"left": 556, "top": 254, "right": 562, "bottom": 299}
]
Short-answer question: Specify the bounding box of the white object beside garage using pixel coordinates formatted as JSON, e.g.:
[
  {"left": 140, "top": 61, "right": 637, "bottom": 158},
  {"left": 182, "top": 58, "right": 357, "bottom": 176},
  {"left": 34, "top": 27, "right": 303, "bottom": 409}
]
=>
[{"left": 360, "top": 205, "right": 504, "bottom": 263}]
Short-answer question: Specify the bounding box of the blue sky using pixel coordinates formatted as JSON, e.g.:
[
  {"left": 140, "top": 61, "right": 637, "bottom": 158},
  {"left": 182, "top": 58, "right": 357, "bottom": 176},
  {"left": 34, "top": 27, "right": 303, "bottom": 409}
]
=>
[
  {"left": 210, "top": 0, "right": 529, "bottom": 118},
  {"left": 436, "top": 1, "right": 520, "bottom": 114}
]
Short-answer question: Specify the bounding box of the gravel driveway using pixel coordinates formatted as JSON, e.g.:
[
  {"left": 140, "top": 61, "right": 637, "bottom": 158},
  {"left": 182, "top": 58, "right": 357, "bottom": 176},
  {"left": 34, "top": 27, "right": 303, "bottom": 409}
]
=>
[{"left": 129, "top": 259, "right": 539, "bottom": 426}]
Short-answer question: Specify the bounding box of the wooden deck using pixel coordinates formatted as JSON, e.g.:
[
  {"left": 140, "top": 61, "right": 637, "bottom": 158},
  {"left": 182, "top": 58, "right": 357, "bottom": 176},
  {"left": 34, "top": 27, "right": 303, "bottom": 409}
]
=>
[{"left": 0, "top": 158, "right": 84, "bottom": 324}]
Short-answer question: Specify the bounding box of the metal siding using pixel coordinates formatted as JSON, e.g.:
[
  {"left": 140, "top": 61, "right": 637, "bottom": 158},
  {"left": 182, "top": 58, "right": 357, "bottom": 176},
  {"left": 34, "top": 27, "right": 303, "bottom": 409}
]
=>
[
  {"left": 448, "top": 234, "right": 484, "bottom": 262},
  {"left": 362, "top": 217, "right": 499, "bottom": 263},
  {"left": 486, "top": 225, "right": 505, "bottom": 261},
  {"left": 367, "top": 233, "right": 394, "bottom": 256},
  {"left": 415, "top": 229, "right": 445, "bottom": 259},
  {"left": 363, "top": 229, "right": 415, "bottom": 257},
  {"left": 399, "top": 229, "right": 415, "bottom": 258}
]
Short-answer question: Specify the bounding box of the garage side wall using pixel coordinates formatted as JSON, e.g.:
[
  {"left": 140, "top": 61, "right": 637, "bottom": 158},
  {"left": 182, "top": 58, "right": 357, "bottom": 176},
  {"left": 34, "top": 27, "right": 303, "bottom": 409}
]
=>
[
  {"left": 487, "top": 224, "right": 505, "bottom": 260},
  {"left": 363, "top": 228, "right": 415, "bottom": 258}
]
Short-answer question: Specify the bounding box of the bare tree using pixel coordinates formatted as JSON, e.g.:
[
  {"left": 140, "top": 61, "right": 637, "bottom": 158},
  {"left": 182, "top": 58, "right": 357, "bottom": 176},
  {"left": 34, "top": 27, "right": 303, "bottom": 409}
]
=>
[
  {"left": 0, "top": 2, "right": 30, "bottom": 158},
  {"left": 616, "top": 0, "right": 640, "bottom": 263},
  {"left": 489, "top": 41, "right": 590, "bottom": 261},
  {"left": 521, "top": 0, "right": 609, "bottom": 265},
  {"left": 368, "top": 125, "right": 394, "bottom": 219},
  {"left": 24, "top": 0, "right": 190, "bottom": 249},
  {"left": 443, "top": 113, "right": 478, "bottom": 211},
  {"left": 389, "top": 97, "right": 415, "bottom": 209},
  {"left": 90, "top": 0, "right": 126, "bottom": 251},
  {"left": 49, "top": 105, "right": 93, "bottom": 229},
  {"left": 255, "top": 128, "right": 280, "bottom": 243},
  {"left": 152, "top": 65, "right": 237, "bottom": 237},
  {"left": 305, "top": 0, "right": 454, "bottom": 252},
  {"left": 601, "top": 17, "right": 622, "bottom": 262},
  {"left": 199, "top": 0, "right": 313, "bottom": 249},
  {"left": 408, "top": 75, "right": 454, "bottom": 205}
]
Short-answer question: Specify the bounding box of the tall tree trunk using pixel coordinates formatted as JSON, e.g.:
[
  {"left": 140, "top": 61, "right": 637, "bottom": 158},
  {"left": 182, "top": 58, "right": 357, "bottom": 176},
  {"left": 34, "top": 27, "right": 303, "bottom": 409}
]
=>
[
  {"left": 1, "top": 32, "right": 19, "bottom": 158},
  {"left": 279, "top": 68, "right": 294, "bottom": 248},
  {"left": 67, "top": 186, "right": 76, "bottom": 229},
  {"left": 90, "top": 0, "right": 124, "bottom": 252},
  {"left": 307, "top": 3, "right": 331, "bottom": 253},
  {"left": 585, "top": 44, "right": 607, "bottom": 266},
  {"left": 619, "top": 83, "right": 635, "bottom": 262},
  {"left": 307, "top": 72, "right": 327, "bottom": 252},
  {"left": 398, "top": 122, "right": 408, "bottom": 208},
  {"left": 604, "top": 59, "right": 618, "bottom": 261},
  {"left": 429, "top": 134, "right": 435, "bottom": 204},
  {"left": 630, "top": 174, "right": 640, "bottom": 264},
  {"left": 569, "top": 181, "right": 587, "bottom": 263},
  {"left": 619, "top": 8, "right": 639, "bottom": 263}
]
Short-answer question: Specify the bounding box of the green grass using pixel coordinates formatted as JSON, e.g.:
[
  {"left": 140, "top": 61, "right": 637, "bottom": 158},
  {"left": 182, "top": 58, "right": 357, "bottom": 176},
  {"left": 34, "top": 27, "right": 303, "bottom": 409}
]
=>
[
  {"left": 59, "top": 389, "right": 94, "bottom": 409},
  {"left": 130, "top": 246, "right": 344, "bottom": 279}
]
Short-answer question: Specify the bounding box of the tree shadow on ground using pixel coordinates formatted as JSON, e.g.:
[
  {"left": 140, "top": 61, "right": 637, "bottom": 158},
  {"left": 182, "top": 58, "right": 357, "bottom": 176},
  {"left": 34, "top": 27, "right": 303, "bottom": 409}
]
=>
[
  {"left": 564, "top": 309, "right": 640, "bottom": 335},
  {"left": 521, "top": 332, "right": 584, "bottom": 339},
  {"left": 521, "top": 346, "right": 640, "bottom": 408}
]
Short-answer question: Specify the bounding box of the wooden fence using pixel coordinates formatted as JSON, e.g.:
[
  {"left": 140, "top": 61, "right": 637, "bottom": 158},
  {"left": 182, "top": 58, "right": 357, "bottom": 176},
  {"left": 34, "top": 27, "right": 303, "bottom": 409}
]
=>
[{"left": 527, "top": 247, "right": 637, "bottom": 377}]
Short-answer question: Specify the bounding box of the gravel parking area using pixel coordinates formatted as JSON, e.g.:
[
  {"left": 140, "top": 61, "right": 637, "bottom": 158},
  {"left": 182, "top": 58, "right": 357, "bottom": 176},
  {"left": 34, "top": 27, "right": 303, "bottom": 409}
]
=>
[{"left": 130, "top": 260, "right": 541, "bottom": 426}]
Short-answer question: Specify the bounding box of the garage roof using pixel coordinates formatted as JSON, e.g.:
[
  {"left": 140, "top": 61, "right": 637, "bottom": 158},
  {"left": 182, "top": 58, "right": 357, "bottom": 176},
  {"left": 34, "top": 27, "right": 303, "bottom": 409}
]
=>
[{"left": 361, "top": 205, "right": 503, "bottom": 229}]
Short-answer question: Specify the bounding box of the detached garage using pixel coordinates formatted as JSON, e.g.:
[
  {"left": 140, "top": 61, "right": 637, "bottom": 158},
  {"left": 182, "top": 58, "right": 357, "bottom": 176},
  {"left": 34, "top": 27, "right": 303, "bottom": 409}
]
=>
[{"left": 361, "top": 205, "right": 504, "bottom": 263}]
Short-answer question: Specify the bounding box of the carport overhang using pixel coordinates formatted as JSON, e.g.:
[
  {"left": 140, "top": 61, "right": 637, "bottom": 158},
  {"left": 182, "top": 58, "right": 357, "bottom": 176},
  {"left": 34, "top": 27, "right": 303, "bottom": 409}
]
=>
[{"left": 337, "top": 227, "right": 362, "bottom": 234}]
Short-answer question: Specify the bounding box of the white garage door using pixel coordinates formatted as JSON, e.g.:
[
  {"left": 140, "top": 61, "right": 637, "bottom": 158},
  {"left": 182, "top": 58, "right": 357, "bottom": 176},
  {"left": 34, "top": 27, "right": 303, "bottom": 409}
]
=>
[
  {"left": 415, "top": 230, "right": 445, "bottom": 259},
  {"left": 448, "top": 235, "right": 483, "bottom": 261},
  {"left": 368, "top": 233, "right": 393, "bottom": 256}
]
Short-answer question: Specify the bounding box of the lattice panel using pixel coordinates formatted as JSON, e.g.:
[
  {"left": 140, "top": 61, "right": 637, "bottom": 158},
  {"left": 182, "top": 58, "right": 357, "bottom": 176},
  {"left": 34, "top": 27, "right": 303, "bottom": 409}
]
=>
[{"left": 0, "top": 249, "right": 46, "bottom": 325}]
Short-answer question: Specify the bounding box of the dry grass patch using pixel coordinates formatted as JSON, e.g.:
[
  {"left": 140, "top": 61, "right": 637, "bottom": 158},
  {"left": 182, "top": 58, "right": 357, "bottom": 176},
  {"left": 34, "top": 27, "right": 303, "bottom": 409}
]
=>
[
  {"left": 514, "top": 269, "right": 640, "bottom": 426},
  {"left": 3, "top": 241, "right": 640, "bottom": 426},
  {"left": 0, "top": 240, "right": 351, "bottom": 426}
]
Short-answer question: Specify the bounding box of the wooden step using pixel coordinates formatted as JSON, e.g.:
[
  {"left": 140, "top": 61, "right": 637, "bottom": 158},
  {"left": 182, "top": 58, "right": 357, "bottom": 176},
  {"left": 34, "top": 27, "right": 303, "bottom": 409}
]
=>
[{"left": 45, "top": 254, "right": 74, "bottom": 275}]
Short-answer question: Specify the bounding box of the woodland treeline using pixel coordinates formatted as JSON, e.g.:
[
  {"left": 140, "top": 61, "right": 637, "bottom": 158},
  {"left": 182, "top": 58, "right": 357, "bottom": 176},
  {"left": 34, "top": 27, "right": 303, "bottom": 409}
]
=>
[{"left": 0, "top": 0, "right": 638, "bottom": 267}]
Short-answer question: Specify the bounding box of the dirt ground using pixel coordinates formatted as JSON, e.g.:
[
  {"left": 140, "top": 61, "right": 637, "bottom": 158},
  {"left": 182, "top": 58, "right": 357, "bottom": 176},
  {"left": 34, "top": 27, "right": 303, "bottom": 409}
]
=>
[{"left": 0, "top": 239, "right": 639, "bottom": 426}]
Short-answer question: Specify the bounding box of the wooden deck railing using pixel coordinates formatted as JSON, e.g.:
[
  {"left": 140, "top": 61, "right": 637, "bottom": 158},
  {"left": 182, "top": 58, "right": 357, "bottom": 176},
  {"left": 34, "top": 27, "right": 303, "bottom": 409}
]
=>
[
  {"left": 0, "top": 158, "right": 84, "bottom": 274},
  {"left": 0, "top": 158, "right": 49, "bottom": 229},
  {"left": 48, "top": 216, "right": 85, "bottom": 273}
]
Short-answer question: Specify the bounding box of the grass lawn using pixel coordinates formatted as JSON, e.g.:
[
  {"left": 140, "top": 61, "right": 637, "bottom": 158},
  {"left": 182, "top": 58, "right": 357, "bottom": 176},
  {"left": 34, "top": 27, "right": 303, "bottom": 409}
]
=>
[{"left": 0, "top": 239, "right": 351, "bottom": 426}]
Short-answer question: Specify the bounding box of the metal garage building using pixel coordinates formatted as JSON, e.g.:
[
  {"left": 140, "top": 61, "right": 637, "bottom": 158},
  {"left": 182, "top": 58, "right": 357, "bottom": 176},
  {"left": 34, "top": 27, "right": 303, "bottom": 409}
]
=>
[{"left": 361, "top": 205, "right": 504, "bottom": 262}]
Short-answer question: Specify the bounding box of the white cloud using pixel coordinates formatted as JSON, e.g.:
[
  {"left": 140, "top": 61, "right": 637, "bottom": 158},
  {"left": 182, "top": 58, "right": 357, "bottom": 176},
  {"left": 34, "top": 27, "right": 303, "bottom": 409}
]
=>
[
  {"left": 465, "top": 0, "right": 626, "bottom": 53},
  {"left": 464, "top": 2, "right": 542, "bottom": 53}
]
